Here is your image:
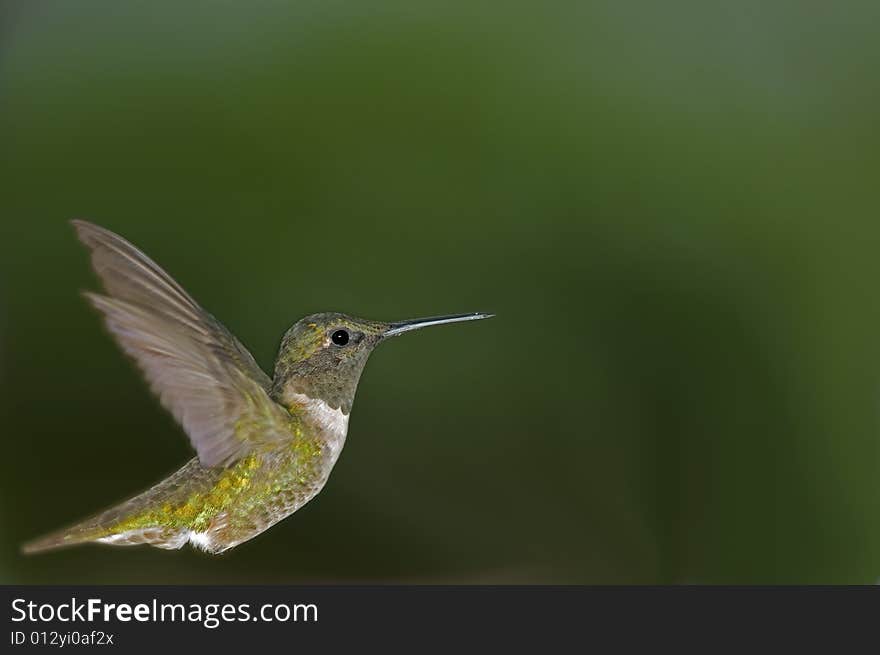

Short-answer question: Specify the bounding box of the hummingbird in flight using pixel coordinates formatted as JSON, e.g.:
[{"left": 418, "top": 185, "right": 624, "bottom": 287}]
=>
[{"left": 23, "top": 221, "right": 492, "bottom": 555}]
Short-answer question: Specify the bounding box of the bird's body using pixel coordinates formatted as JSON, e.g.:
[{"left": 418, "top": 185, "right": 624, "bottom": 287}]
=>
[
  {"left": 22, "top": 221, "right": 491, "bottom": 555},
  {"left": 28, "top": 404, "right": 344, "bottom": 554}
]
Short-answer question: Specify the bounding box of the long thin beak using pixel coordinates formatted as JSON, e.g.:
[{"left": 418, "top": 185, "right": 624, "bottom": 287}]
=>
[{"left": 383, "top": 312, "right": 494, "bottom": 338}]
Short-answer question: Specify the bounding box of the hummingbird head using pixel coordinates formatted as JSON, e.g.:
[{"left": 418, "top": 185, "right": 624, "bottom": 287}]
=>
[{"left": 271, "top": 312, "right": 493, "bottom": 414}]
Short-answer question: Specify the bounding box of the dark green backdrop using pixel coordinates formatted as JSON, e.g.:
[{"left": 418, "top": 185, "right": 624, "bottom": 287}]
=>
[{"left": 2, "top": 1, "right": 880, "bottom": 583}]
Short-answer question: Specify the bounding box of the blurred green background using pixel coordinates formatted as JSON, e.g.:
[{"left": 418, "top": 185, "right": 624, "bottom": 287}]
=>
[{"left": 2, "top": 1, "right": 880, "bottom": 584}]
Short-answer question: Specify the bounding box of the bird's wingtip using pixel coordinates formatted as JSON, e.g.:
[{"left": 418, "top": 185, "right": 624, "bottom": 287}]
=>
[{"left": 70, "top": 218, "right": 93, "bottom": 231}]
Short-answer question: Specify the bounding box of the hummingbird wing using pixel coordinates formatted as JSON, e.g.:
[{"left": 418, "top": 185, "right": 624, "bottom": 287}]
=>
[{"left": 72, "top": 220, "right": 291, "bottom": 468}]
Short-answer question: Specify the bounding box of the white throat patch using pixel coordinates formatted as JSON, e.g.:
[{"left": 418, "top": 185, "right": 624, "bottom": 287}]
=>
[{"left": 286, "top": 392, "right": 350, "bottom": 459}]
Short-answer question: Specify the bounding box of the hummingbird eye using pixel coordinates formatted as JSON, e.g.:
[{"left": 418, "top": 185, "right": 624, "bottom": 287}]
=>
[{"left": 331, "top": 329, "right": 350, "bottom": 346}]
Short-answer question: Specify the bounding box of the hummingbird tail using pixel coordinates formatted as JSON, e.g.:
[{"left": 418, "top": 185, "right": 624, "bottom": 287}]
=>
[
  {"left": 21, "top": 510, "right": 190, "bottom": 555},
  {"left": 21, "top": 525, "right": 103, "bottom": 555},
  {"left": 21, "top": 504, "right": 148, "bottom": 554},
  {"left": 22, "top": 496, "right": 151, "bottom": 554},
  {"left": 21, "top": 458, "right": 221, "bottom": 555}
]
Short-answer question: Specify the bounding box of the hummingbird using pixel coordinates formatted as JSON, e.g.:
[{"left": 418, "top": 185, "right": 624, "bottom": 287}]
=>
[{"left": 23, "top": 221, "right": 492, "bottom": 555}]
